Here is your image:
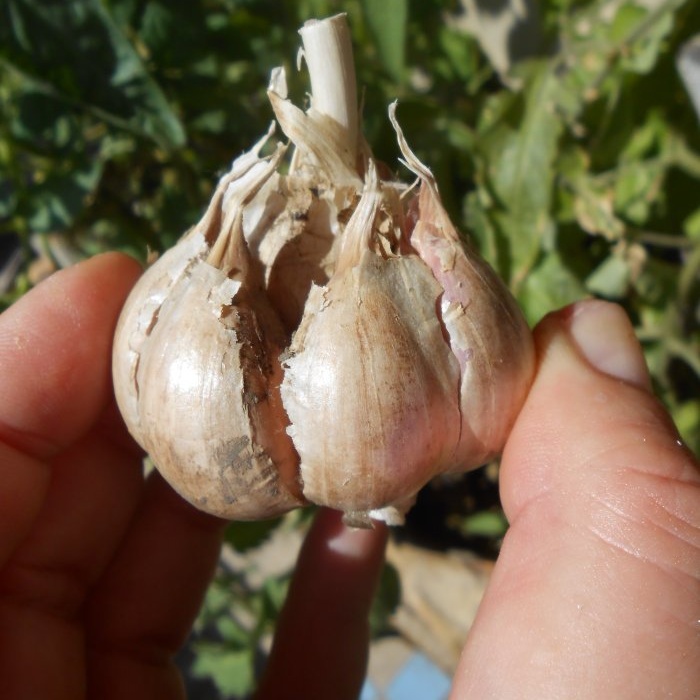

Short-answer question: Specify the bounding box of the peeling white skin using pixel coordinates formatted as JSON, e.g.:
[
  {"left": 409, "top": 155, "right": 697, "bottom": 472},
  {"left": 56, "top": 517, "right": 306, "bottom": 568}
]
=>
[
  {"left": 413, "top": 220, "right": 535, "bottom": 470},
  {"left": 112, "top": 229, "right": 209, "bottom": 445},
  {"left": 248, "top": 176, "right": 340, "bottom": 334}
]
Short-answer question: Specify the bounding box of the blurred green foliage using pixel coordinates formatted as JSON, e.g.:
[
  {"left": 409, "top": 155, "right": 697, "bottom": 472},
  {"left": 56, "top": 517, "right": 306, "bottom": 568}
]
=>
[
  {"left": 2, "top": 0, "right": 700, "bottom": 694},
  {"left": 190, "top": 561, "right": 288, "bottom": 697}
]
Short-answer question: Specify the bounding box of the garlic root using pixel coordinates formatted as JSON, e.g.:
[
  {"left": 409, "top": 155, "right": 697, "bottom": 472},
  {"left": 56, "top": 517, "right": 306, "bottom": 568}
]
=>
[{"left": 112, "top": 13, "right": 535, "bottom": 526}]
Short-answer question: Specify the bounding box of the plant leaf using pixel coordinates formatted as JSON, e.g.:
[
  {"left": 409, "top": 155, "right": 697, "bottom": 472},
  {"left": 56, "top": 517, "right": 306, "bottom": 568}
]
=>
[
  {"left": 585, "top": 254, "right": 630, "bottom": 298},
  {"left": 224, "top": 518, "right": 283, "bottom": 553},
  {"left": 0, "top": 0, "right": 185, "bottom": 148},
  {"left": 519, "top": 251, "right": 587, "bottom": 325},
  {"left": 476, "top": 61, "right": 562, "bottom": 287},
  {"left": 190, "top": 645, "right": 255, "bottom": 697},
  {"left": 26, "top": 157, "right": 103, "bottom": 233},
  {"left": 361, "top": 0, "right": 407, "bottom": 82}
]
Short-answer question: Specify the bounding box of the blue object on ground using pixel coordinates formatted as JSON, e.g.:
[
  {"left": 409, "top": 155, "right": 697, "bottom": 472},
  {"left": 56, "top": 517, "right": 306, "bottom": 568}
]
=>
[{"left": 361, "top": 651, "right": 452, "bottom": 700}]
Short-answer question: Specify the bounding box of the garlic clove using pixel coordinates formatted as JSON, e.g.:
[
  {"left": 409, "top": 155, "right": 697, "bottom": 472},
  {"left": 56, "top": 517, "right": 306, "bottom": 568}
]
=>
[
  {"left": 390, "top": 103, "right": 536, "bottom": 469},
  {"left": 412, "top": 188, "right": 535, "bottom": 469},
  {"left": 132, "top": 258, "right": 302, "bottom": 519},
  {"left": 112, "top": 136, "right": 304, "bottom": 520},
  {"left": 280, "top": 168, "right": 462, "bottom": 525}
]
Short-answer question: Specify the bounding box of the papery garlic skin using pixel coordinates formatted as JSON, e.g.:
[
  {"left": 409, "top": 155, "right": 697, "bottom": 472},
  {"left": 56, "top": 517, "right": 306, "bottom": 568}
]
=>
[
  {"left": 281, "top": 251, "right": 463, "bottom": 526},
  {"left": 411, "top": 190, "right": 534, "bottom": 470},
  {"left": 112, "top": 142, "right": 304, "bottom": 520},
  {"left": 390, "top": 104, "right": 535, "bottom": 472}
]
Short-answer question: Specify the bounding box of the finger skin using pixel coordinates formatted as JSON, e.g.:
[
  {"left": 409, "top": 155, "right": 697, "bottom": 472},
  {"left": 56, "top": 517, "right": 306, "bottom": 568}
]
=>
[
  {"left": 0, "top": 253, "right": 144, "bottom": 699},
  {"left": 85, "top": 473, "right": 226, "bottom": 700},
  {"left": 256, "top": 508, "right": 388, "bottom": 700},
  {"left": 0, "top": 254, "right": 226, "bottom": 700},
  {"left": 0, "top": 433, "right": 144, "bottom": 700},
  {"left": 0, "top": 253, "right": 142, "bottom": 460},
  {"left": 451, "top": 301, "right": 700, "bottom": 698},
  {"left": 0, "top": 253, "right": 144, "bottom": 564}
]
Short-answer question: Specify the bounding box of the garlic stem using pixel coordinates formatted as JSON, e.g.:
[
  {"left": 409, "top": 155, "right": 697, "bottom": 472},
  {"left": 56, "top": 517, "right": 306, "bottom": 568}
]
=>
[{"left": 299, "top": 14, "right": 359, "bottom": 164}]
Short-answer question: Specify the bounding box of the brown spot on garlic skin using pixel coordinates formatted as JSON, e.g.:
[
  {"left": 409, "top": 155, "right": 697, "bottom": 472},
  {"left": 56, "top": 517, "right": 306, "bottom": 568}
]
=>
[
  {"left": 216, "top": 435, "right": 254, "bottom": 474},
  {"left": 213, "top": 436, "right": 289, "bottom": 511}
]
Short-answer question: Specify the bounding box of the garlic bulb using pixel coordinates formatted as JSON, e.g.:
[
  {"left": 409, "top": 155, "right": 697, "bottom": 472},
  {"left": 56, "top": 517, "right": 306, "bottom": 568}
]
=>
[{"left": 112, "top": 14, "right": 535, "bottom": 526}]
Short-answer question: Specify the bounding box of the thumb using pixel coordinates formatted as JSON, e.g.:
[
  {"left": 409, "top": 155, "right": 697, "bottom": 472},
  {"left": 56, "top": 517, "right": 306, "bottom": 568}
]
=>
[{"left": 451, "top": 300, "right": 700, "bottom": 699}]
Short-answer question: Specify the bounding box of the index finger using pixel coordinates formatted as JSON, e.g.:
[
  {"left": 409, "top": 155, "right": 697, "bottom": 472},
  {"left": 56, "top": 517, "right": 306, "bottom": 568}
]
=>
[{"left": 0, "top": 252, "right": 143, "bottom": 561}]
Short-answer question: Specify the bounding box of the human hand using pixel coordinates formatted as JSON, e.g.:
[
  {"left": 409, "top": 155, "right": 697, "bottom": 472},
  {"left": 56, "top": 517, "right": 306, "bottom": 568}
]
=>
[
  {"left": 0, "top": 253, "right": 387, "bottom": 700},
  {"left": 261, "top": 299, "right": 700, "bottom": 699},
  {"left": 450, "top": 300, "right": 700, "bottom": 698},
  {"left": 2, "top": 253, "right": 698, "bottom": 700}
]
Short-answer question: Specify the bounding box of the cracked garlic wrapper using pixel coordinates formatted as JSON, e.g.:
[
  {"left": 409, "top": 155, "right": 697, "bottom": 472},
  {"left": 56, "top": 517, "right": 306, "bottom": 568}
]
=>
[{"left": 112, "top": 14, "right": 535, "bottom": 526}]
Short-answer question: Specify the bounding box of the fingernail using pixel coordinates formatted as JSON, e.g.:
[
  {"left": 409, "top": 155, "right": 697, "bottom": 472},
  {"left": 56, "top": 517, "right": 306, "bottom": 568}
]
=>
[{"left": 565, "top": 300, "right": 651, "bottom": 391}]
